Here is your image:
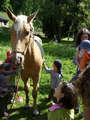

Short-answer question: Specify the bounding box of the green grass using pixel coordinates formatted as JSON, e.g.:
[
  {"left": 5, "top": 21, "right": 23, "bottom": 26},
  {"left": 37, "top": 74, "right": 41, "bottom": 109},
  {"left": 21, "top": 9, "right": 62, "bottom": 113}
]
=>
[{"left": 0, "top": 27, "right": 84, "bottom": 120}]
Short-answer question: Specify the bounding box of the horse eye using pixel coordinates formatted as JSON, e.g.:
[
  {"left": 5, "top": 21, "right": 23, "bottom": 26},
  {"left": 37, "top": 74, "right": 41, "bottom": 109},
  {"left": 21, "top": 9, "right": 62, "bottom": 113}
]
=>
[{"left": 25, "top": 31, "right": 29, "bottom": 36}]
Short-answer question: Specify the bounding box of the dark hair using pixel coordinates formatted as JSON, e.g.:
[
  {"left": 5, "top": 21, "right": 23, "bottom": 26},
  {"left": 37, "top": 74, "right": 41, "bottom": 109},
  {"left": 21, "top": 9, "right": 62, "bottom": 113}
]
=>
[
  {"left": 75, "top": 28, "right": 90, "bottom": 47},
  {"left": 54, "top": 60, "right": 62, "bottom": 74},
  {"left": 75, "top": 65, "right": 90, "bottom": 106},
  {"left": 59, "top": 82, "right": 78, "bottom": 109}
]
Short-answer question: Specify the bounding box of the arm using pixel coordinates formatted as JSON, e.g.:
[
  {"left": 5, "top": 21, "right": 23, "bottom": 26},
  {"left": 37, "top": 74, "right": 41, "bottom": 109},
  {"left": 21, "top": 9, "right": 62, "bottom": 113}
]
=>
[
  {"left": 43, "top": 61, "right": 52, "bottom": 73},
  {"left": 3, "top": 70, "right": 16, "bottom": 76}
]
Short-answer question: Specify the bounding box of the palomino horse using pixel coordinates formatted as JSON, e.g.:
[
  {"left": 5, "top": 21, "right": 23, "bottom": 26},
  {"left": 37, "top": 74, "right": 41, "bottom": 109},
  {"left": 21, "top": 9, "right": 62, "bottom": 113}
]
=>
[{"left": 6, "top": 9, "right": 43, "bottom": 115}]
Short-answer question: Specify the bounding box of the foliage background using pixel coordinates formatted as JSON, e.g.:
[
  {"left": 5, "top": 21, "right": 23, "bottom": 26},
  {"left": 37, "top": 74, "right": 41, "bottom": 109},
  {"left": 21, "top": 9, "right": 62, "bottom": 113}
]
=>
[{"left": 0, "top": 0, "right": 90, "bottom": 41}]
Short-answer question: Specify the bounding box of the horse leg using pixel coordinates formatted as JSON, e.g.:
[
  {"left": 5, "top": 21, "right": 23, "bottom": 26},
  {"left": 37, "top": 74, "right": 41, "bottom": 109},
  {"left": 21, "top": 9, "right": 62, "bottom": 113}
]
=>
[
  {"left": 24, "top": 79, "right": 30, "bottom": 107},
  {"left": 32, "top": 75, "right": 40, "bottom": 115},
  {"left": 21, "top": 70, "right": 30, "bottom": 107}
]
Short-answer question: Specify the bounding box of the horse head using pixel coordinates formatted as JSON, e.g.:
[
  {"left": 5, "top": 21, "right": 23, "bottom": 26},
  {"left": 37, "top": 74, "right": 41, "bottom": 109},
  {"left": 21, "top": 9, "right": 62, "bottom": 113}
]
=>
[{"left": 6, "top": 9, "right": 38, "bottom": 67}]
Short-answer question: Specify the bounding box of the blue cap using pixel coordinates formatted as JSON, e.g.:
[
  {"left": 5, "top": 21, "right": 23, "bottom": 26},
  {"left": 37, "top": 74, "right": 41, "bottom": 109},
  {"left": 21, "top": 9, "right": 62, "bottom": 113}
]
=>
[{"left": 79, "top": 40, "right": 90, "bottom": 50}]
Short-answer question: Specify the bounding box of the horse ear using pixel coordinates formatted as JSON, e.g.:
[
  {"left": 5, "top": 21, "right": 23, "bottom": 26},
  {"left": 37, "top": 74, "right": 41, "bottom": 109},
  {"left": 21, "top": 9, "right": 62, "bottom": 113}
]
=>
[
  {"left": 27, "top": 10, "right": 38, "bottom": 23},
  {"left": 6, "top": 9, "right": 16, "bottom": 22}
]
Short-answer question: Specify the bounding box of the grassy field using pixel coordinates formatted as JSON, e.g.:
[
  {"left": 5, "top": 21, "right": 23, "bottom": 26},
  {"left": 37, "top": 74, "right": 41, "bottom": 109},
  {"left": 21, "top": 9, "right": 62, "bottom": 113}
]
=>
[{"left": 0, "top": 27, "right": 84, "bottom": 120}]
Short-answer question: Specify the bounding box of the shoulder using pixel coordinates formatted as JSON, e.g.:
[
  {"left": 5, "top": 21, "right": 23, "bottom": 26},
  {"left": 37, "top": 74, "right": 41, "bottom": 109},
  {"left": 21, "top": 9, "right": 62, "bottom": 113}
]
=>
[{"left": 55, "top": 72, "right": 62, "bottom": 78}]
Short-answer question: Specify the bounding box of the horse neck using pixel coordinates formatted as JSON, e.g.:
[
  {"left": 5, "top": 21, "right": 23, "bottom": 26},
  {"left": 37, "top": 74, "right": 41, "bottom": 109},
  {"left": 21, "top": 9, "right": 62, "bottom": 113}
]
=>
[{"left": 26, "top": 36, "right": 34, "bottom": 56}]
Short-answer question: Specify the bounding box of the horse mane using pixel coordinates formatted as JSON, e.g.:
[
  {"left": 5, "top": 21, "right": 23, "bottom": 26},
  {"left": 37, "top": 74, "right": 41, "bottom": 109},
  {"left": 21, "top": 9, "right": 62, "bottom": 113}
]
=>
[
  {"left": 14, "top": 15, "right": 34, "bottom": 33},
  {"left": 13, "top": 15, "right": 27, "bottom": 32}
]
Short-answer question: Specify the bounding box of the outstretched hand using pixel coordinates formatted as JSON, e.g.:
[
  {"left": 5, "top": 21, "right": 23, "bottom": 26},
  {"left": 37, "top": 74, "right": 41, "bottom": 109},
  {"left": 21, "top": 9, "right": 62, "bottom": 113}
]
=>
[{"left": 42, "top": 59, "right": 45, "bottom": 66}]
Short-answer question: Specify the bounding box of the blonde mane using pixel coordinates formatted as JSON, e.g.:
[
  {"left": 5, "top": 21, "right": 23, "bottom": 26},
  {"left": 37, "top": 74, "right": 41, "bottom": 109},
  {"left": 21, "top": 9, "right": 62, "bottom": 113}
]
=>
[
  {"left": 14, "top": 15, "right": 34, "bottom": 34},
  {"left": 14, "top": 15, "right": 27, "bottom": 33}
]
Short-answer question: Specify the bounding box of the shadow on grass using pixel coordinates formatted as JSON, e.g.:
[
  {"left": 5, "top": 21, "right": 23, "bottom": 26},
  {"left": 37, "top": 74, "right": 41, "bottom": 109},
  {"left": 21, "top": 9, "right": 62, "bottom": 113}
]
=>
[
  {"left": 38, "top": 84, "right": 50, "bottom": 95},
  {"left": 7, "top": 97, "right": 49, "bottom": 120},
  {"left": 6, "top": 81, "right": 50, "bottom": 120},
  {"left": 18, "top": 86, "right": 24, "bottom": 91},
  {"left": 17, "top": 84, "right": 50, "bottom": 95},
  {"left": 8, "top": 106, "right": 33, "bottom": 120}
]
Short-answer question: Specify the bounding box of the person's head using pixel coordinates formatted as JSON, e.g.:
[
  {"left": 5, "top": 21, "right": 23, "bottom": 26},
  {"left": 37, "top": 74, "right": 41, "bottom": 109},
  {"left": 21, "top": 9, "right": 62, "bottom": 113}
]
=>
[
  {"left": 75, "top": 65, "right": 90, "bottom": 106},
  {"left": 0, "top": 64, "right": 5, "bottom": 73},
  {"left": 54, "top": 82, "right": 78, "bottom": 109},
  {"left": 53, "top": 60, "right": 62, "bottom": 74},
  {"left": 79, "top": 40, "right": 90, "bottom": 52},
  {"left": 75, "top": 28, "right": 90, "bottom": 47}
]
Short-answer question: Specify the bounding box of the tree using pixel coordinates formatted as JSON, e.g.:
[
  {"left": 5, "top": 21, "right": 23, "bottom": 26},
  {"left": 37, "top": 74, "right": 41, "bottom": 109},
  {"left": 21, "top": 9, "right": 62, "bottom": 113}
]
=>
[
  {"left": 1, "top": 0, "right": 90, "bottom": 42},
  {"left": 39, "top": 0, "right": 90, "bottom": 42},
  {"left": 0, "top": 0, "right": 11, "bottom": 11}
]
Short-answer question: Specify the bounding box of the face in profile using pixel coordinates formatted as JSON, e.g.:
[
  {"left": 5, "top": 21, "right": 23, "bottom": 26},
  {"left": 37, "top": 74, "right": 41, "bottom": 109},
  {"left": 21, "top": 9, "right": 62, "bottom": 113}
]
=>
[
  {"left": 81, "top": 34, "right": 88, "bottom": 41},
  {"left": 54, "top": 82, "right": 64, "bottom": 100},
  {"left": 53, "top": 64, "right": 58, "bottom": 72}
]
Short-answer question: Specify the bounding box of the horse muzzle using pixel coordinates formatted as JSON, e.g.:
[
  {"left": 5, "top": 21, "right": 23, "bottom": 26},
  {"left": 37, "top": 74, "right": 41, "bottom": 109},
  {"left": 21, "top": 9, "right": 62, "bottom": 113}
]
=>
[{"left": 16, "top": 53, "right": 24, "bottom": 65}]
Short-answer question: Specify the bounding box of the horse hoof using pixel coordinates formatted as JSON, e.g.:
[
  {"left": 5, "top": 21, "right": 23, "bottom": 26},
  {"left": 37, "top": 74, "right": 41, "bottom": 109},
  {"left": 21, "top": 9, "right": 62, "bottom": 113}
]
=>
[
  {"left": 25, "top": 104, "right": 30, "bottom": 108},
  {"left": 33, "top": 109, "right": 39, "bottom": 116}
]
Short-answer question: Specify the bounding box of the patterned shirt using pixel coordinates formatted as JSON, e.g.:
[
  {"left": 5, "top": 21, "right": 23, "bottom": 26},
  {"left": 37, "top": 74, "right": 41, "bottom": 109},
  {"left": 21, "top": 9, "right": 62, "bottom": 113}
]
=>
[{"left": 44, "top": 65, "right": 62, "bottom": 89}]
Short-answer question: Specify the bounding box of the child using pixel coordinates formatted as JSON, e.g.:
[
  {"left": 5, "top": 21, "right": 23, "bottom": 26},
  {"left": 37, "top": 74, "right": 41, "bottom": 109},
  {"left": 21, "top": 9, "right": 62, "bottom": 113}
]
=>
[
  {"left": 4, "top": 50, "right": 17, "bottom": 92},
  {"left": 79, "top": 40, "right": 90, "bottom": 71},
  {"left": 0, "top": 63, "right": 16, "bottom": 117},
  {"left": 48, "top": 82, "right": 78, "bottom": 120},
  {"left": 72, "top": 28, "right": 90, "bottom": 81},
  {"left": 74, "top": 65, "right": 90, "bottom": 120},
  {"left": 4, "top": 50, "right": 18, "bottom": 70},
  {"left": 43, "top": 60, "right": 62, "bottom": 100},
  {"left": 72, "top": 29, "right": 90, "bottom": 115}
]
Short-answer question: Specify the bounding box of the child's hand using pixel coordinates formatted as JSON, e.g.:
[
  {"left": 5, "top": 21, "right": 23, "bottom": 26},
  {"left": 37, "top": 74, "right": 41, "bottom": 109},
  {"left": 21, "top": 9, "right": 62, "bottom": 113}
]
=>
[
  {"left": 42, "top": 59, "right": 45, "bottom": 66},
  {"left": 49, "top": 101, "right": 55, "bottom": 106}
]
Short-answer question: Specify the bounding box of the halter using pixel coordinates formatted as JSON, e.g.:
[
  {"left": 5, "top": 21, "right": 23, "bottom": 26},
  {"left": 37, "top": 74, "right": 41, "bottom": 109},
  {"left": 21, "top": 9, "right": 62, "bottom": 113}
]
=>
[{"left": 14, "top": 37, "right": 31, "bottom": 56}]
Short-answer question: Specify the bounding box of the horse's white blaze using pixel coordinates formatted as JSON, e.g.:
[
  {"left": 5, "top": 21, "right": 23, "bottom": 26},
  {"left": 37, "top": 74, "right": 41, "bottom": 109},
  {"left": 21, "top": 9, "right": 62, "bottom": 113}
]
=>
[
  {"left": 13, "top": 15, "right": 28, "bottom": 65},
  {"left": 14, "top": 15, "right": 27, "bottom": 33}
]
